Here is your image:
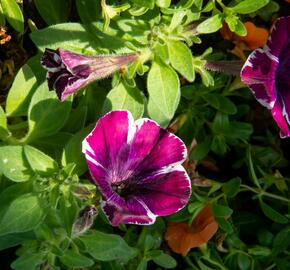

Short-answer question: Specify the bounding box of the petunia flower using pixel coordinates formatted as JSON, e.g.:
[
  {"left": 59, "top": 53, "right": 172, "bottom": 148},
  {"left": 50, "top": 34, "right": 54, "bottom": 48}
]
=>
[
  {"left": 82, "top": 110, "right": 191, "bottom": 226},
  {"left": 165, "top": 204, "right": 218, "bottom": 256},
  {"left": 41, "top": 48, "right": 138, "bottom": 101},
  {"left": 240, "top": 16, "right": 290, "bottom": 138}
]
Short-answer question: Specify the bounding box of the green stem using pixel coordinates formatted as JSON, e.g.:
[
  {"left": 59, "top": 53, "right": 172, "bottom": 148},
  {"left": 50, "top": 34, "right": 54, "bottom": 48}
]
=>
[{"left": 240, "top": 184, "right": 290, "bottom": 203}]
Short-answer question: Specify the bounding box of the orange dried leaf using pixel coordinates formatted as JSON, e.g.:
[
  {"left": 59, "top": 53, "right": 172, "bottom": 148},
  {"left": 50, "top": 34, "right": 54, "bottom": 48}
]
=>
[{"left": 165, "top": 205, "right": 218, "bottom": 256}]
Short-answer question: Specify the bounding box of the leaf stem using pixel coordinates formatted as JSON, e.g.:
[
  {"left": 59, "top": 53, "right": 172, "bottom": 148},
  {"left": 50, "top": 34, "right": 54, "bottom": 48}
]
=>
[{"left": 240, "top": 184, "right": 290, "bottom": 203}]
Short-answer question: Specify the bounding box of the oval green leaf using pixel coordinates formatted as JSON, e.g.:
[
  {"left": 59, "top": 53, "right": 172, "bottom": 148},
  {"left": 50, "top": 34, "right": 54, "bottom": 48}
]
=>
[
  {"left": 0, "top": 194, "right": 44, "bottom": 236},
  {"left": 1, "top": 0, "right": 24, "bottom": 32},
  {"left": 103, "top": 82, "right": 144, "bottom": 119},
  {"left": 6, "top": 64, "right": 37, "bottom": 117},
  {"left": 168, "top": 40, "right": 195, "bottom": 81},
  {"left": 147, "top": 61, "right": 180, "bottom": 127}
]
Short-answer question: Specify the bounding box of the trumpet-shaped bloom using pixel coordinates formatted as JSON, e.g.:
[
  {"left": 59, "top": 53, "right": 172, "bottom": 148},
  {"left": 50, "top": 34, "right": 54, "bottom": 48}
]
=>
[
  {"left": 41, "top": 48, "right": 137, "bottom": 101},
  {"left": 82, "top": 110, "right": 191, "bottom": 226},
  {"left": 165, "top": 204, "right": 218, "bottom": 256},
  {"left": 240, "top": 16, "right": 290, "bottom": 138}
]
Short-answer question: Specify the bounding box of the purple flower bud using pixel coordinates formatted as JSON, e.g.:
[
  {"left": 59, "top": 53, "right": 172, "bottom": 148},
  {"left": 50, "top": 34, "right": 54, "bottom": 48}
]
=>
[
  {"left": 41, "top": 48, "right": 138, "bottom": 101},
  {"left": 82, "top": 110, "right": 192, "bottom": 226},
  {"left": 240, "top": 16, "right": 290, "bottom": 138},
  {"left": 72, "top": 205, "right": 98, "bottom": 236}
]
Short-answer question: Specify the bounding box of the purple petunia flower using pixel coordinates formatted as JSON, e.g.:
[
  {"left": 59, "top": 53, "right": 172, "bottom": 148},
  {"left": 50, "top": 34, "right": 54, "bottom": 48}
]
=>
[
  {"left": 41, "top": 48, "right": 138, "bottom": 101},
  {"left": 240, "top": 16, "right": 290, "bottom": 138},
  {"left": 82, "top": 110, "right": 191, "bottom": 226}
]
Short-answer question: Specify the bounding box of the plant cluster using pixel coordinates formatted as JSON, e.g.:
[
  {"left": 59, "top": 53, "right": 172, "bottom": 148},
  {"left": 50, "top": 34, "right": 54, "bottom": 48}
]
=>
[{"left": 0, "top": 0, "right": 289, "bottom": 270}]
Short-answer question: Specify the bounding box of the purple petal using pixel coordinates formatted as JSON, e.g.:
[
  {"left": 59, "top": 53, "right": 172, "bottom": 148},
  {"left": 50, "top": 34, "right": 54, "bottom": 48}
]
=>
[
  {"left": 266, "top": 16, "right": 290, "bottom": 58},
  {"left": 240, "top": 48, "right": 278, "bottom": 109},
  {"left": 41, "top": 48, "right": 62, "bottom": 70},
  {"left": 271, "top": 98, "right": 290, "bottom": 138},
  {"left": 59, "top": 48, "right": 138, "bottom": 79},
  {"left": 59, "top": 77, "right": 88, "bottom": 101},
  {"left": 102, "top": 197, "right": 156, "bottom": 226},
  {"left": 136, "top": 165, "right": 191, "bottom": 216},
  {"left": 275, "top": 43, "right": 290, "bottom": 124},
  {"left": 133, "top": 123, "right": 187, "bottom": 174},
  {"left": 82, "top": 110, "right": 134, "bottom": 174}
]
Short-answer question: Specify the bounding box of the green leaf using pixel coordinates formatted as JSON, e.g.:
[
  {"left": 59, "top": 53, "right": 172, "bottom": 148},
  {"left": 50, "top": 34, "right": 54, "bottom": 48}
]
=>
[
  {"left": 147, "top": 61, "right": 180, "bottom": 127},
  {"left": 34, "top": 0, "right": 71, "bottom": 25},
  {"left": 0, "top": 146, "right": 32, "bottom": 182},
  {"left": 215, "top": 217, "right": 233, "bottom": 233},
  {"left": 248, "top": 246, "right": 271, "bottom": 256},
  {"left": 24, "top": 145, "right": 58, "bottom": 176},
  {"left": 156, "top": 0, "right": 171, "bottom": 8},
  {"left": 222, "top": 177, "right": 241, "bottom": 198},
  {"left": 137, "top": 259, "right": 148, "bottom": 270},
  {"left": 167, "top": 40, "right": 195, "bottom": 81},
  {"left": 103, "top": 82, "right": 144, "bottom": 120},
  {"left": 225, "top": 14, "right": 247, "bottom": 36},
  {"left": 237, "top": 253, "right": 251, "bottom": 270},
  {"left": 30, "top": 23, "right": 99, "bottom": 54},
  {"left": 0, "top": 105, "right": 9, "bottom": 140},
  {"left": 25, "top": 83, "right": 72, "bottom": 142},
  {"left": 1, "top": 0, "right": 24, "bottom": 32},
  {"left": 76, "top": 0, "right": 101, "bottom": 25},
  {"left": 130, "top": 0, "right": 154, "bottom": 9},
  {"left": 152, "top": 252, "right": 177, "bottom": 269},
  {"left": 32, "top": 132, "right": 73, "bottom": 162},
  {"left": 0, "top": 231, "right": 35, "bottom": 251},
  {"left": 62, "top": 126, "right": 93, "bottom": 176},
  {"left": 11, "top": 253, "right": 44, "bottom": 270},
  {"left": 0, "top": 194, "right": 45, "bottom": 236},
  {"left": 211, "top": 135, "right": 228, "bottom": 155},
  {"left": 0, "top": 105, "right": 7, "bottom": 129},
  {"left": 197, "top": 14, "right": 223, "bottom": 34},
  {"left": 0, "top": 4, "right": 5, "bottom": 25},
  {"left": 273, "top": 228, "right": 290, "bottom": 256},
  {"left": 154, "top": 43, "right": 169, "bottom": 64},
  {"left": 62, "top": 105, "right": 87, "bottom": 133},
  {"left": 212, "top": 113, "right": 230, "bottom": 133},
  {"left": 190, "top": 138, "right": 211, "bottom": 160},
  {"left": 60, "top": 250, "right": 94, "bottom": 268},
  {"left": 259, "top": 200, "right": 288, "bottom": 224},
  {"left": 80, "top": 230, "right": 135, "bottom": 261},
  {"left": 212, "top": 203, "right": 233, "bottom": 217},
  {"left": 203, "top": 94, "right": 237, "bottom": 114},
  {"left": 232, "top": 0, "right": 269, "bottom": 14},
  {"left": 228, "top": 122, "right": 253, "bottom": 140},
  {"left": 6, "top": 64, "right": 37, "bottom": 117}
]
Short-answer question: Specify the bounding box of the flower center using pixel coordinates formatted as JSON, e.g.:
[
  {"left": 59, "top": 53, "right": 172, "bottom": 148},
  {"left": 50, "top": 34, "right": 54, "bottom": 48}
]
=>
[{"left": 111, "top": 178, "right": 138, "bottom": 199}]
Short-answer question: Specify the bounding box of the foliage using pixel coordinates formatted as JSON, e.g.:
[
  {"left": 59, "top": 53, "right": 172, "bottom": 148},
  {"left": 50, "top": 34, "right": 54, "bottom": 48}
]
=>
[{"left": 0, "top": 0, "right": 289, "bottom": 270}]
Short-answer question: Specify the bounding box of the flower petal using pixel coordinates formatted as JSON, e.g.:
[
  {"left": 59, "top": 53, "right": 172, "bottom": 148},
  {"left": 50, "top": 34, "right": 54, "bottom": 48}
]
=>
[
  {"left": 271, "top": 98, "right": 290, "bottom": 138},
  {"left": 59, "top": 49, "right": 92, "bottom": 75},
  {"left": 135, "top": 165, "right": 191, "bottom": 216},
  {"left": 102, "top": 197, "right": 156, "bottom": 226},
  {"left": 165, "top": 223, "right": 193, "bottom": 256},
  {"left": 266, "top": 16, "right": 290, "bottom": 58},
  {"left": 41, "top": 48, "right": 62, "bottom": 71},
  {"left": 131, "top": 120, "right": 187, "bottom": 174},
  {"left": 59, "top": 77, "right": 88, "bottom": 101},
  {"left": 240, "top": 48, "right": 278, "bottom": 109},
  {"left": 82, "top": 110, "right": 134, "bottom": 177},
  {"left": 275, "top": 42, "right": 290, "bottom": 124}
]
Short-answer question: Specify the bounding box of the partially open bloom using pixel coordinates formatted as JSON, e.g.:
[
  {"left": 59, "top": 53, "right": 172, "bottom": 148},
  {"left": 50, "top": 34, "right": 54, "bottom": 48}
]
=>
[
  {"left": 82, "top": 110, "right": 191, "bottom": 226},
  {"left": 240, "top": 16, "right": 290, "bottom": 138},
  {"left": 41, "top": 48, "right": 138, "bottom": 101},
  {"left": 165, "top": 204, "right": 218, "bottom": 256}
]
